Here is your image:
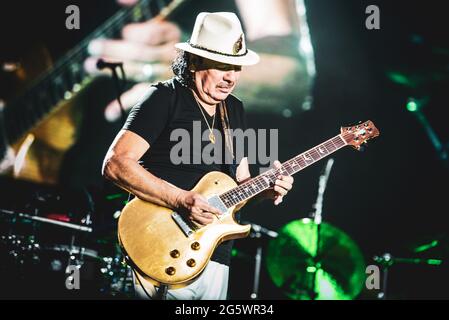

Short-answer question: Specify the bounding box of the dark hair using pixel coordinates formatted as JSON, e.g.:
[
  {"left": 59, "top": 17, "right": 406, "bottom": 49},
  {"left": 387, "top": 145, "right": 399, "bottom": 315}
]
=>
[{"left": 171, "top": 50, "right": 194, "bottom": 87}]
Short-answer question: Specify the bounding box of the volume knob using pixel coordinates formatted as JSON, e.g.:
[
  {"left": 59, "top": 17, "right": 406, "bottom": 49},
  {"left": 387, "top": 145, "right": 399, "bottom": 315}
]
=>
[
  {"left": 191, "top": 242, "right": 200, "bottom": 250},
  {"left": 170, "top": 249, "right": 180, "bottom": 258},
  {"left": 165, "top": 266, "right": 176, "bottom": 275},
  {"left": 187, "top": 259, "right": 196, "bottom": 267}
]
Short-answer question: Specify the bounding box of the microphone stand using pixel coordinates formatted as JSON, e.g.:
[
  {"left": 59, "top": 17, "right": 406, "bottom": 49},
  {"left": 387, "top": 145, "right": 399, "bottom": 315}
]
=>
[
  {"left": 110, "top": 65, "right": 126, "bottom": 125},
  {"left": 373, "top": 253, "right": 443, "bottom": 299},
  {"left": 243, "top": 222, "right": 278, "bottom": 299},
  {"left": 96, "top": 59, "right": 127, "bottom": 125},
  {"left": 308, "top": 158, "right": 334, "bottom": 300}
]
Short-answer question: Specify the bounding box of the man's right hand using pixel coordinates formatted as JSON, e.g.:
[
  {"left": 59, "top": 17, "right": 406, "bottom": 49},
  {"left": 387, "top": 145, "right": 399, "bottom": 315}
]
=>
[{"left": 175, "top": 191, "right": 223, "bottom": 226}]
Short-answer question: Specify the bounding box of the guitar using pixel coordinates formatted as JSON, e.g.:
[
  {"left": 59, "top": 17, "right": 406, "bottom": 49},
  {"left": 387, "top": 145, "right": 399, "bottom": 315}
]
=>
[
  {"left": 118, "top": 120, "right": 380, "bottom": 288},
  {"left": 0, "top": 0, "right": 185, "bottom": 183}
]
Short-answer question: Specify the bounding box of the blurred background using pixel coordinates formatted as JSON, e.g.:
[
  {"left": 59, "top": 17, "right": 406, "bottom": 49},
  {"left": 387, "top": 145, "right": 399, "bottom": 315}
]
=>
[{"left": 0, "top": 0, "right": 448, "bottom": 299}]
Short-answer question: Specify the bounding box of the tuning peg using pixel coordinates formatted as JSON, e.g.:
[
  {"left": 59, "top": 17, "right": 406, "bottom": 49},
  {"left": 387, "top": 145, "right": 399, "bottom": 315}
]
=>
[{"left": 359, "top": 143, "right": 367, "bottom": 152}]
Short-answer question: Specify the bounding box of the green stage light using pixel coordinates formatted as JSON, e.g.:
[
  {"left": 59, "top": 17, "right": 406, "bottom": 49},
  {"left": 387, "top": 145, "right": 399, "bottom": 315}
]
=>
[
  {"left": 388, "top": 71, "right": 414, "bottom": 87},
  {"left": 413, "top": 240, "right": 439, "bottom": 253},
  {"left": 406, "top": 99, "right": 419, "bottom": 112},
  {"left": 106, "top": 193, "right": 125, "bottom": 200},
  {"left": 427, "top": 259, "right": 442, "bottom": 266},
  {"left": 306, "top": 266, "right": 317, "bottom": 273}
]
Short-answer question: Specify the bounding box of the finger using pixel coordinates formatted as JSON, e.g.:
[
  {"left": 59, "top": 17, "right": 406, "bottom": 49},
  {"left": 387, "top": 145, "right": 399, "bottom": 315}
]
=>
[
  {"left": 273, "top": 185, "right": 288, "bottom": 196},
  {"left": 197, "top": 196, "right": 222, "bottom": 215},
  {"left": 194, "top": 195, "right": 222, "bottom": 216},
  {"left": 273, "top": 160, "right": 282, "bottom": 169},
  {"left": 88, "top": 39, "right": 177, "bottom": 63},
  {"left": 236, "top": 157, "right": 250, "bottom": 183},
  {"left": 202, "top": 203, "right": 222, "bottom": 216},
  {"left": 275, "top": 178, "right": 292, "bottom": 191},
  {"left": 198, "top": 211, "right": 216, "bottom": 220},
  {"left": 274, "top": 195, "right": 283, "bottom": 206},
  {"left": 122, "top": 20, "right": 181, "bottom": 45},
  {"left": 190, "top": 207, "right": 203, "bottom": 216},
  {"left": 192, "top": 212, "right": 214, "bottom": 225},
  {"left": 282, "top": 175, "right": 294, "bottom": 184},
  {"left": 197, "top": 199, "right": 222, "bottom": 215}
]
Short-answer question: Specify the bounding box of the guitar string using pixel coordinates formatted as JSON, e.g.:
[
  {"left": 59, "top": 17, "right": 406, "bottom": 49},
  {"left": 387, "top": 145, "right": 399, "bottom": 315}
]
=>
[
  {"left": 219, "top": 132, "right": 363, "bottom": 207},
  {"left": 220, "top": 137, "right": 344, "bottom": 206},
  {"left": 229, "top": 130, "right": 363, "bottom": 204}
]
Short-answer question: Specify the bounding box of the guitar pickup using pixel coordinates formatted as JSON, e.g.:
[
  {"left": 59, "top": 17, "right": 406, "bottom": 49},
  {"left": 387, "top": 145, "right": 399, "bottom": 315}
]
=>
[{"left": 207, "top": 195, "right": 227, "bottom": 215}]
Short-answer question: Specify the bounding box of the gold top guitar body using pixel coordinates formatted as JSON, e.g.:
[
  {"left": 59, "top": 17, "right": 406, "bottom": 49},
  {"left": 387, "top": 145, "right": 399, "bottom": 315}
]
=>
[
  {"left": 118, "top": 121, "right": 380, "bottom": 288},
  {"left": 119, "top": 171, "right": 249, "bottom": 287}
]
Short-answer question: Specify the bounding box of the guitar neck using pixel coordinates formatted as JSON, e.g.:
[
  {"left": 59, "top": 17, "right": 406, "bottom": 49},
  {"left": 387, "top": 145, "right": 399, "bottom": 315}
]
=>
[
  {"left": 219, "top": 134, "right": 348, "bottom": 209},
  {"left": 3, "top": 0, "right": 184, "bottom": 144}
]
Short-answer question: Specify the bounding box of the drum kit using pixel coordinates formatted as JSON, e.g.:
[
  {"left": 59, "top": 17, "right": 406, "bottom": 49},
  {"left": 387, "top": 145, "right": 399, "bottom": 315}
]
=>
[
  {"left": 0, "top": 187, "right": 133, "bottom": 299},
  {"left": 0, "top": 156, "right": 445, "bottom": 299}
]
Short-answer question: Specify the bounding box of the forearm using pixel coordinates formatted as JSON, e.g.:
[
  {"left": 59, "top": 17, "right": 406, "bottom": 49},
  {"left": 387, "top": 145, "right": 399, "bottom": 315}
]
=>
[
  {"left": 236, "top": 0, "right": 297, "bottom": 41},
  {"left": 104, "top": 156, "right": 183, "bottom": 209}
]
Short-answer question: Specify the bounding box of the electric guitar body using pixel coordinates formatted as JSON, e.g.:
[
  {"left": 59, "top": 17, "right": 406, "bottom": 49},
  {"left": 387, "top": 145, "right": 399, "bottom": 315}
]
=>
[{"left": 119, "top": 171, "right": 250, "bottom": 288}]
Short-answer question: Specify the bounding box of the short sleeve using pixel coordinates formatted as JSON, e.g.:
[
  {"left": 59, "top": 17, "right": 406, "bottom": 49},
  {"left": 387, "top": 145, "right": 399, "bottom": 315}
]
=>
[{"left": 122, "top": 85, "right": 173, "bottom": 146}]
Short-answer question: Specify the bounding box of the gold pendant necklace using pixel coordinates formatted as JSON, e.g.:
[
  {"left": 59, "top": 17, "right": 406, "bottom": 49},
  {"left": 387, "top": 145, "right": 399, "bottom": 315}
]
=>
[
  {"left": 209, "top": 131, "right": 216, "bottom": 144},
  {"left": 194, "top": 95, "right": 217, "bottom": 144}
]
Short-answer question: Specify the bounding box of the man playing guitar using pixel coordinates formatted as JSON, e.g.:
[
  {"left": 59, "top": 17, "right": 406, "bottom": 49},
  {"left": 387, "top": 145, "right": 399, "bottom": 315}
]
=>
[{"left": 102, "top": 12, "right": 294, "bottom": 299}]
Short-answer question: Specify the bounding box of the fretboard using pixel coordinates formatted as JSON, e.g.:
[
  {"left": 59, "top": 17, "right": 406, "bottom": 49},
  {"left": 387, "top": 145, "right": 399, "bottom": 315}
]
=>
[
  {"left": 219, "top": 134, "right": 348, "bottom": 208},
  {"left": 3, "top": 0, "right": 185, "bottom": 144}
]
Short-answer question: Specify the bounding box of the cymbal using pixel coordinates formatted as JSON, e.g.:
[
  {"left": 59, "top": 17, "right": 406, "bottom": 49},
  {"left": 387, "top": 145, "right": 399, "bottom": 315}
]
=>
[{"left": 266, "top": 218, "right": 365, "bottom": 300}]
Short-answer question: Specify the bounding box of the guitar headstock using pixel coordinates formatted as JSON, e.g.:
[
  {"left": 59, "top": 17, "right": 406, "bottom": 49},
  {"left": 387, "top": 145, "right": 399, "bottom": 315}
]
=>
[{"left": 341, "top": 120, "right": 380, "bottom": 150}]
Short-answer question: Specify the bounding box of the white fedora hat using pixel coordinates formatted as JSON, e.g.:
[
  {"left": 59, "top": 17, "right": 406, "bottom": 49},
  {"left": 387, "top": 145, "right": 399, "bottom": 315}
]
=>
[{"left": 175, "top": 12, "right": 260, "bottom": 66}]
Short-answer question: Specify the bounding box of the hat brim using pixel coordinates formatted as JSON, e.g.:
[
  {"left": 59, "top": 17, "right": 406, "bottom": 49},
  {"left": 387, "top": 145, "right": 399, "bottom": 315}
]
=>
[{"left": 175, "top": 42, "right": 260, "bottom": 66}]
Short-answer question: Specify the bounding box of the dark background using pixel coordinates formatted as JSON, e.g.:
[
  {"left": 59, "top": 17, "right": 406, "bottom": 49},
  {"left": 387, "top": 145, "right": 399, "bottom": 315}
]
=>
[
  {"left": 235, "top": 0, "right": 449, "bottom": 299},
  {"left": 1, "top": 0, "right": 448, "bottom": 299}
]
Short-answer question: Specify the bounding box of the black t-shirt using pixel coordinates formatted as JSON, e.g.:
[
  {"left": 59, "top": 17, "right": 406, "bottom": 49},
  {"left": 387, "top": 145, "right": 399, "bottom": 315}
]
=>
[{"left": 123, "top": 78, "right": 248, "bottom": 265}]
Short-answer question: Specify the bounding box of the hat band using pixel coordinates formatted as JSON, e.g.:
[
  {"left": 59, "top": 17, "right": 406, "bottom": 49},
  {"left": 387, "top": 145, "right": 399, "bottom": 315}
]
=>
[{"left": 188, "top": 41, "right": 248, "bottom": 57}]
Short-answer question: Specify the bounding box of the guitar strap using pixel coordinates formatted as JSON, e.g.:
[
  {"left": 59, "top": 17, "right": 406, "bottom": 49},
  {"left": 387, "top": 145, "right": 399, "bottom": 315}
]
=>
[{"left": 218, "top": 100, "right": 238, "bottom": 179}]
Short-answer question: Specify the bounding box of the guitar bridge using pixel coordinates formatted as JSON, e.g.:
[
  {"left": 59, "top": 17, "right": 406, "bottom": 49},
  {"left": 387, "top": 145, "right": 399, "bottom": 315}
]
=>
[{"left": 171, "top": 212, "right": 194, "bottom": 237}]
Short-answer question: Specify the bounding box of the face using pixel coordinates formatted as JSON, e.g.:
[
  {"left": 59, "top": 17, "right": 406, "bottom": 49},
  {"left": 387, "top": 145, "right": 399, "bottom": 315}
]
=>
[{"left": 191, "top": 57, "right": 242, "bottom": 106}]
